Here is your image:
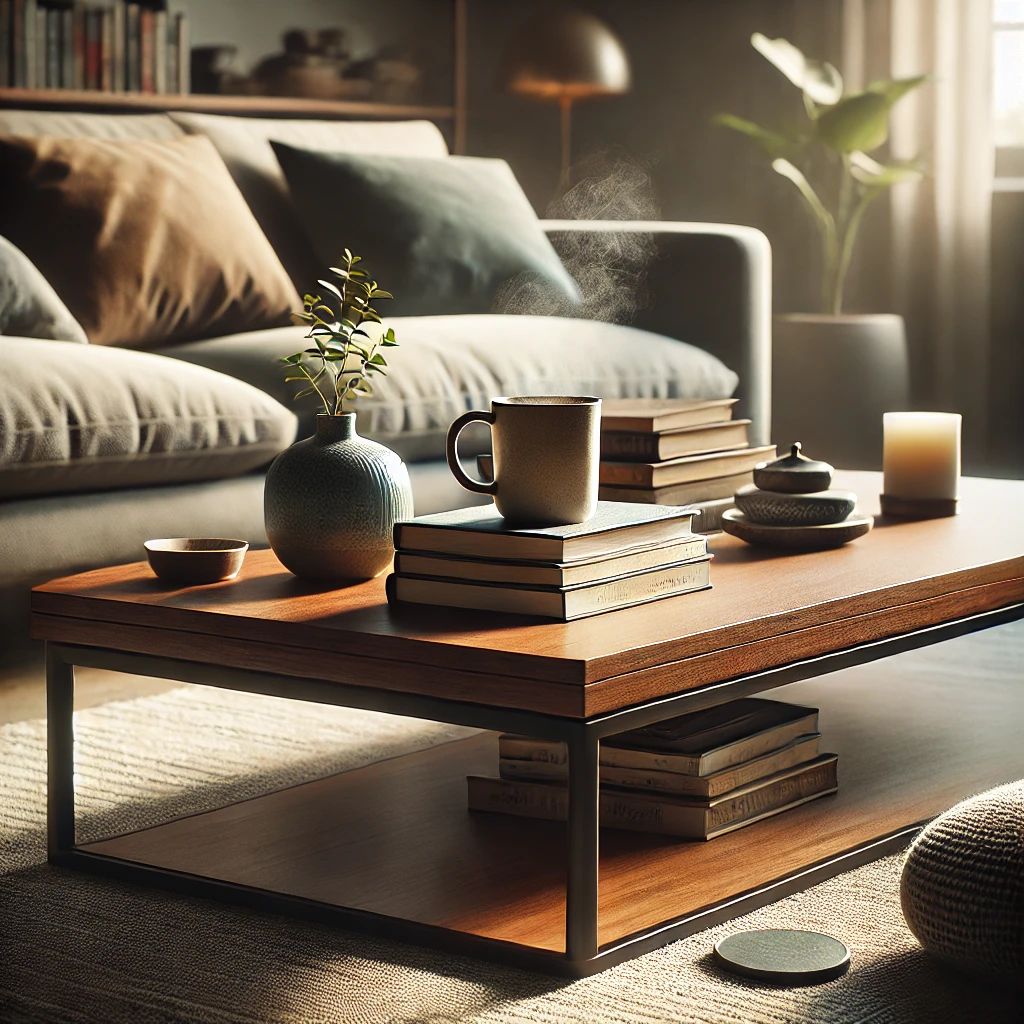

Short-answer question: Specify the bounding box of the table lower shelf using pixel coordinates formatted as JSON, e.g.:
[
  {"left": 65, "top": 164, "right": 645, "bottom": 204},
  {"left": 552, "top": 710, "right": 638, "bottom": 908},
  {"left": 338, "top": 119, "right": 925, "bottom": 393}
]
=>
[{"left": 76, "top": 657, "right": 1024, "bottom": 967}]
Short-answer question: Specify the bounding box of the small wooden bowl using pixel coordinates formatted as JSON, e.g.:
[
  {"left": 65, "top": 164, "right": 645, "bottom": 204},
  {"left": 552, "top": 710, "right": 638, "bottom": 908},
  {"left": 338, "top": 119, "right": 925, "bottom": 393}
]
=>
[{"left": 144, "top": 538, "right": 248, "bottom": 584}]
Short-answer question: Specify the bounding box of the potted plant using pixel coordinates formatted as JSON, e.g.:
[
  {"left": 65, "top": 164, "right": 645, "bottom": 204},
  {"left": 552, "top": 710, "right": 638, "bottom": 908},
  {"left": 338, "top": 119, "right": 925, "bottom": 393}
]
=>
[
  {"left": 264, "top": 249, "right": 413, "bottom": 580},
  {"left": 718, "top": 34, "right": 926, "bottom": 468}
]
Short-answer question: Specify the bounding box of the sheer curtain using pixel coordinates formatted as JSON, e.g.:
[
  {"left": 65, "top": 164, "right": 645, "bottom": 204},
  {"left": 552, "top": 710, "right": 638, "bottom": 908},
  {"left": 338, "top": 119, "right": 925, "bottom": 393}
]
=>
[{"left": 842, "top": 0, "right": 994, "bottom": 449}]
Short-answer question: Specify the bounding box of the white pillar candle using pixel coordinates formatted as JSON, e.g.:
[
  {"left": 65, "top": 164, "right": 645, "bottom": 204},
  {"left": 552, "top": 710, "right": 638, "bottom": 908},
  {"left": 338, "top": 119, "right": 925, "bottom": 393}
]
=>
[{"left": 883, "top": 412, "right": 961, "bottom": 500}]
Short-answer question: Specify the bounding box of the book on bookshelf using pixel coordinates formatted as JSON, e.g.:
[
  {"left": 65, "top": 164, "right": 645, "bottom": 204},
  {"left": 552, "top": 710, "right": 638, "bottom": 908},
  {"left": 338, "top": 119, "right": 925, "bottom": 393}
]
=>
[
  {"left": 389, "top": 555, "right": 712, "bottom": 621},
  {"left": 600, "top": 398, "right": 738, "bottom": 434},
  {"left": 393, "top": 502, "right": 698, "bottom": 564},
  {"left": 467, "top": 754, "right": 839, "bottom": 840},
  {"left": 1, "top": 1, "right": 189, "bottom": 93},
  {"left": 395, "top": 534, "right": 708, "bottom": 589},
  {"left": 500, "top": 699, "right": 820, "bottom": 776},
  {"left": 0, "top": 1, "right": 9, "bottom": 90},
  {"left": 498, "top": 733, "right": 822, "bottom": 799},
  {"left": 601, "top": 419, "right": 751, "bottom": 462},
  {"left": 600, "top": 445, "right": 776, "bottom": 489}
]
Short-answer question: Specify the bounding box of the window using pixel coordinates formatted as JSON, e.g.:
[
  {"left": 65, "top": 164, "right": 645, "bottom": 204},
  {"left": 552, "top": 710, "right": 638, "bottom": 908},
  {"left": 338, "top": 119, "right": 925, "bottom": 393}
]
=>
[{"left": 995, "top": 0, "right": 1024, "bottom": 184}]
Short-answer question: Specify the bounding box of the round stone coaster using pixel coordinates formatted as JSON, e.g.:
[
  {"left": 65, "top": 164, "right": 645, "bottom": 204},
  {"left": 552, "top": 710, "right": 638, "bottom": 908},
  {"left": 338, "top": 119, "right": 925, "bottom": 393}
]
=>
[{"left": 713, "top": 929, "right": 851, "bottom": 985}]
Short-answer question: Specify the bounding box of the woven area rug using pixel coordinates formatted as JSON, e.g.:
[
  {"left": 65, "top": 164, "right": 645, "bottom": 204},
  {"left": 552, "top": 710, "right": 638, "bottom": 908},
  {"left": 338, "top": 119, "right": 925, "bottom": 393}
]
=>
[{"left": 0, "top": 681, "right": 1020, "bottom": 1024}]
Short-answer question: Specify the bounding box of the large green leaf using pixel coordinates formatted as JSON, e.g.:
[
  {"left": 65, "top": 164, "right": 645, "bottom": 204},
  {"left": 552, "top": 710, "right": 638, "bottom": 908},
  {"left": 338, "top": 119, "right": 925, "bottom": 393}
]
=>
[
  {"left": 815, "top": 91, "right": 890, "bottom": 152},
  {"left": 816, "top": 76, "right": 927, "bottom": 153},
  {"left": 848, "top": 150, "right": 925, "bottom": 186},
  {"left": 750, "top": 32, "right": 843, "bottom": 105},
  {"left": 713, "top": 113, "right": 801, "bottom": 159},
  {"left": 867, "top": 75, "right": 927, "bottom": 105}
]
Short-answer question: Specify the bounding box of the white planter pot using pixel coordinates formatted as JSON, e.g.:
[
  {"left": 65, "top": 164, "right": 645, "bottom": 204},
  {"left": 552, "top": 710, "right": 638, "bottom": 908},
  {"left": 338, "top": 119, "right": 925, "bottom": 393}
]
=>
[{"left": 772, "top": 313, "right": 910, "bottom": 470}]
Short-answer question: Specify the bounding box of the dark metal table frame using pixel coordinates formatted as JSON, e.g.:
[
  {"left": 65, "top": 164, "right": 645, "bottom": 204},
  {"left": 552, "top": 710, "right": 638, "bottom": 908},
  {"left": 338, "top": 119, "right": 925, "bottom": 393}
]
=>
[{"left": 45, "top": 602, "right": 1024, "bottom": 977}]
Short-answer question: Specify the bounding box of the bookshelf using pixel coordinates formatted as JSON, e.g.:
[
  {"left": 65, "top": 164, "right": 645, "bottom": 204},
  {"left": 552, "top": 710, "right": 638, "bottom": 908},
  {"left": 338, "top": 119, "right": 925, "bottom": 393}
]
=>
[
  {"left": 0, "top": 0, "right": 468, "bottom": 147},
  {"left": 0, "top": 86, "right": 455, "bottom": 121}
]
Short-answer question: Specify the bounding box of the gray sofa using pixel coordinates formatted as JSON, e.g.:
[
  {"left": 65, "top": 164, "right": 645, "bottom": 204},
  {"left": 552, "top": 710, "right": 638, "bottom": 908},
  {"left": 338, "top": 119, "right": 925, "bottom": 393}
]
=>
[{"left": 0, "top": 108, "right": 771, "bottom": 679}]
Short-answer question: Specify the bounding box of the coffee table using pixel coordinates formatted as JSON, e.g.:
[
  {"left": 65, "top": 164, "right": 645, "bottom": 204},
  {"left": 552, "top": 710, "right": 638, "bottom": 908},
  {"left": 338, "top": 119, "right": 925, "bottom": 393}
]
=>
[{"left": 32, "top": 471, "right": 1024, "bottom": 977}]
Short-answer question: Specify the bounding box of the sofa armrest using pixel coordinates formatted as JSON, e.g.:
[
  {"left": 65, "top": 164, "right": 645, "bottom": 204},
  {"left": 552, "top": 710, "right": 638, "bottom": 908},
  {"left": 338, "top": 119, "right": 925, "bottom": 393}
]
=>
[{"left": 541, "top": 220, "right": 772, "bottom": 446}]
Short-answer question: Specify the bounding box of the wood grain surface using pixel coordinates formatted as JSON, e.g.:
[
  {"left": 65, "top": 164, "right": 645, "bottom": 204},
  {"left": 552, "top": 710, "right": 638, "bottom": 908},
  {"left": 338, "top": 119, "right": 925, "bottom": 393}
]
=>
[
  {"left": 0, "top": 87, "right": 454, "bottom": 120},
  {"left": 32, "top": 473, "right": 1024, "bottom": 715},
  {"left": 82, "top": 647, "right": 1024, "bottom": 951}
]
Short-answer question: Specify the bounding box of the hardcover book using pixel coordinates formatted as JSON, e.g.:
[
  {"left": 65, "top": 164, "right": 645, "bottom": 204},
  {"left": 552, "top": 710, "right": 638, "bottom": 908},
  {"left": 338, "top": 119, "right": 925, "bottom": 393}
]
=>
[
  {"left": 468, "top": 754, "right": 839, "bottom": 839},
  {"left": 598, "top": 473, "right": 752, "bottom": 506},
  {"left": 600, "top": 445, "right": 776, "bottom": 488},
  {"left": 500, "top": 699, "right": 820, "bottom": 776},
  {"left": 395, "top": 534, "right": 708, "bottom": 589},
  {"left": 600, "top": 398, "right": 738, "bottom": 434},
  {"left": 393, "top": 502, "right": 697, "bottom": 563},
  {"left": 601, "top": 419, "right": 751, "bottom": 462},
  {"left": 498, "top": 733, "right": 823, "bottom": 799},
  {"left": 389, "top": 556, "right": 711, "bottom": 621}
]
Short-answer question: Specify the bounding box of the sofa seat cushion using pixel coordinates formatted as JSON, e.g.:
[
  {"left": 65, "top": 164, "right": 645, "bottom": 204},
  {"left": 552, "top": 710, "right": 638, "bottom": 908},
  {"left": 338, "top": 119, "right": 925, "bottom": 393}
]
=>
[
  {"left": 160, "top": 314, "right": 739, "bottom": 462},
  {"left": 169, "top": 112, "right": 450, "bottom": 290},
  {"left": 0, "top": 338, "right": 297, "bottom": 499},
  {"left": 0, "top": 134, "right": 300, "bottom": 349}
]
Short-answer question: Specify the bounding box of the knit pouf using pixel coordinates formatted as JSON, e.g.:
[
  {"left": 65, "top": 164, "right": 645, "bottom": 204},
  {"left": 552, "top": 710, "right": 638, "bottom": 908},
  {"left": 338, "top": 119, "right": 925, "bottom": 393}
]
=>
[{"left": 900, "top": 780, "right": 1024, "bottom": 986}]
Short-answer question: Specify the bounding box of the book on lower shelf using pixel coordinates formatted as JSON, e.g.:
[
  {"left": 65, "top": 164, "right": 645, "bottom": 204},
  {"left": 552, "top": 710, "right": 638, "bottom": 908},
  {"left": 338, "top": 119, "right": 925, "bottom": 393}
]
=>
[
  {"left": 388, "top": 501, "right": 712, "bottom": 621},
  {"left": 469, "top": 698, "right": 838, "bottom": 839},
  {"left": 468, "top": 755, "right": 838, "bottom": 841}
]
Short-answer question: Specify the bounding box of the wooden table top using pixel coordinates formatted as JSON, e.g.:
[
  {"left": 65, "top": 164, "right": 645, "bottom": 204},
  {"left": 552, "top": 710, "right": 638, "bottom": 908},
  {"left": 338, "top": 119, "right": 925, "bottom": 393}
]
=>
[{"left": 32, "top": 472, "right": 1024, "bottom": 718}]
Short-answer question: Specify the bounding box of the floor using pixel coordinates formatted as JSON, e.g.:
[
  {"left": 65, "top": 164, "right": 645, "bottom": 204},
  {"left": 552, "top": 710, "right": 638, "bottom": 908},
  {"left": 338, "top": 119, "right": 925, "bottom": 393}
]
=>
[{"left": 0, "top": 664, "right": 176, "bottom": 726}]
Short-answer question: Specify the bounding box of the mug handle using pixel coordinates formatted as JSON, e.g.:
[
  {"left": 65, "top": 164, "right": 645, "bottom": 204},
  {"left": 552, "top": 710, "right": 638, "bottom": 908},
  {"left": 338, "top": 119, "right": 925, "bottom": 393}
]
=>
[{"left": 446, "top": 410, "right": 497, "bottom": 495}]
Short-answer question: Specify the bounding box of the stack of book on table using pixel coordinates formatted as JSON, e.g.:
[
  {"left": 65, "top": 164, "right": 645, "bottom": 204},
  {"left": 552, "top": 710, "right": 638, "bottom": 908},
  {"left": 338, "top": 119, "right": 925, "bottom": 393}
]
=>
[
  {"left": 598, "top": 399, "right": 777, "bottom": 533},
  {"left": 468, "top": 698, "right": 838, "bottom": 840},
  {"left": 388, "top": 501, "right": 711, "bottom": 621}
]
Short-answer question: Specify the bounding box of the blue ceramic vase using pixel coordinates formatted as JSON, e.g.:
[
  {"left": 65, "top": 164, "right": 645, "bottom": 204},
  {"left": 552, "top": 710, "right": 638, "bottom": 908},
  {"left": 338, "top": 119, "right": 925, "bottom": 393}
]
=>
[{"left": 264, "top": 413, "right": 413, "bottom": 580}]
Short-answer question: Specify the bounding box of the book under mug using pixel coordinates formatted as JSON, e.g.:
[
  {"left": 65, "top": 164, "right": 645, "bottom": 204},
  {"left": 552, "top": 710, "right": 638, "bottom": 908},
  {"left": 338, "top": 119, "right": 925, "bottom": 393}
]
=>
[
  {"left": 392, "top": 502, "right": 697, "bottom": 563},
  {"left": 394, "top": 534, "right": 708, "bottom": 589},
  {"left": 388, "top": 556, "right": 711, "bottom": 621}
]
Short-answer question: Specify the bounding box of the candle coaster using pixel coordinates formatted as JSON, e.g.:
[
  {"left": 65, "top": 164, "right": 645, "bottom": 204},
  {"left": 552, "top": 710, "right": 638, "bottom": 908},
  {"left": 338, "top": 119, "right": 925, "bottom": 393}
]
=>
[
  {"left": 880, "top": 495, "right": 959, "bottom": 519},
  {"left": 713, "top": 928, "right": 851, "bottom": 985}
]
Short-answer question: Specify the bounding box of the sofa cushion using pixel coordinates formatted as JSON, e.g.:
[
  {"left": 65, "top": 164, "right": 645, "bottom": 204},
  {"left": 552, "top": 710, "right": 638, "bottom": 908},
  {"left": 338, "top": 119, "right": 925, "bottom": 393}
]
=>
[
  {"left": 272, "top": 144, "right": 582, "bottom": 316},
  {"left": 0, "top": 338, "right": 297, "bottom": 499},
  {"left": 0, "top": 134, "right": 300, "bottom": 349},
  {"left": 168, "top": 112, "right": 449, "bottom": 290},
  {"left": 159, "top": 315, "right": 739, "bottom": 462},
  {"left": 0, "top": 109, "right": 183, "bottom": 140},
  {"left": 0, "top": 235, "right": 88, "bottom": 344}
]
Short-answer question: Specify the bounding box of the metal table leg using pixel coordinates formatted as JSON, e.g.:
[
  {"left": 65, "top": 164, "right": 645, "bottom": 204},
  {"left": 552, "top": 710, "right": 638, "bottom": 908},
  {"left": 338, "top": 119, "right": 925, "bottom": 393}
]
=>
[
  {"left": 565, "top": 724, "right": 600, "bottom": 963},
  {"left": 46, "top": 643, "right": 75, "bottom": 859}
]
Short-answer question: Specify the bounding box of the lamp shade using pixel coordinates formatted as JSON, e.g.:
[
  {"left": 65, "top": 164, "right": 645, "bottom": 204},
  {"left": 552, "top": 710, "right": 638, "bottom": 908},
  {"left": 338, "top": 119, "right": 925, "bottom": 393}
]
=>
[{"left": 501, "top": 9, "right": 631, "bottom": 101}]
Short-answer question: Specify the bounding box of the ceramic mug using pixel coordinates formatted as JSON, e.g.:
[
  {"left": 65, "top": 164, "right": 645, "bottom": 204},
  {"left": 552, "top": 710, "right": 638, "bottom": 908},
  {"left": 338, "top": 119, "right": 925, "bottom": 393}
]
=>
[{"left": 446, "top": 396, "right": 601, "bottom": 525}]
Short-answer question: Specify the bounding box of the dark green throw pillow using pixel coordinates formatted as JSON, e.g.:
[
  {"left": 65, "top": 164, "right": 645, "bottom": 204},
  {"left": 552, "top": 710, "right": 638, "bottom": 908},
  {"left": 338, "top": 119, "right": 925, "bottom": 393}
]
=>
[{"left": 271, "top": 143, "right": 581, "bottom": 316}]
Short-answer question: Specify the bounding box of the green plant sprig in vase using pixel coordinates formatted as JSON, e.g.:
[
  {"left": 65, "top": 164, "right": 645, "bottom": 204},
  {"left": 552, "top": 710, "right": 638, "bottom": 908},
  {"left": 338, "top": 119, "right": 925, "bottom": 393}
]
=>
[
  {"left": 263, "top": 249, "right": 413, "bottom": 582},
  {"left": 716, "top": 33, "right": 926, "bottom": 315},
  {"left": 283, "top": 248, "right": 398, "bottom": 415}
]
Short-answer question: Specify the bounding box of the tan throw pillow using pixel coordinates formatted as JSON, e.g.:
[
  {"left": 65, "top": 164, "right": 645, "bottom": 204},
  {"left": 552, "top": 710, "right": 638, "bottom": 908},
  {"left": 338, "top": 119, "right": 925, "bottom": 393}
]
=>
[{"left": 0, "top": 134, "right": 300, "bottom": 348}]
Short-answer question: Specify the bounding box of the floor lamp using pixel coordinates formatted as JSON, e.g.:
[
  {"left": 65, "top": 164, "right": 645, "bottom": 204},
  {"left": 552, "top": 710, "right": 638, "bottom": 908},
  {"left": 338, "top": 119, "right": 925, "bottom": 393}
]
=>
[{"left": 500, "top": 9, "right": 631, "bottom": 182}]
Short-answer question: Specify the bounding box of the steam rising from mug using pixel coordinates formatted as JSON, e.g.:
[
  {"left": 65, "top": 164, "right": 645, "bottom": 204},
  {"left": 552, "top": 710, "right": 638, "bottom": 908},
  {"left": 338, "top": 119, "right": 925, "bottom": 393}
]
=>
[{"left": 492, "top": 146, "right": 659, "bottom": 324}]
